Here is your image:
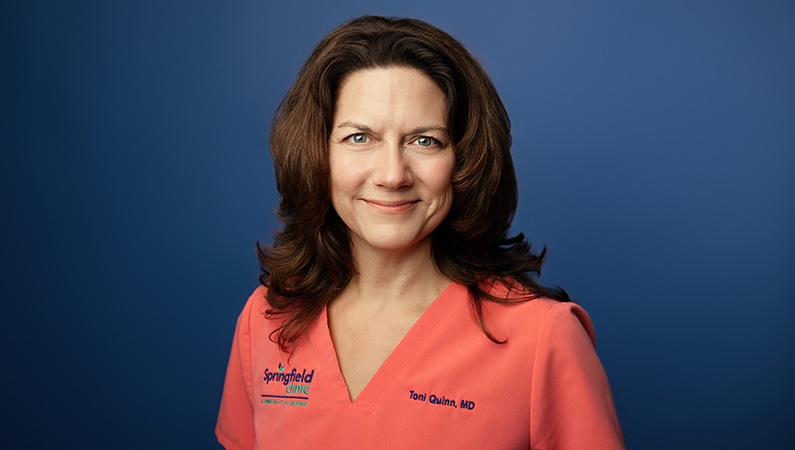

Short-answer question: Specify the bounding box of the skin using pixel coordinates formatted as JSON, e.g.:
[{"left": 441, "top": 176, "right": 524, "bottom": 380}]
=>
[{"left": 327, "top": 67, "right": 455, "bottom": 401}]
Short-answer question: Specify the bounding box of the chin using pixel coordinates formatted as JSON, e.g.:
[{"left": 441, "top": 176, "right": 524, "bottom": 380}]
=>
[
  {"left": 367, "top": 238, "right": 422, "bottom": 252},
  {"left": 357, "top": 231, "right": 430, "bottom": 253}
]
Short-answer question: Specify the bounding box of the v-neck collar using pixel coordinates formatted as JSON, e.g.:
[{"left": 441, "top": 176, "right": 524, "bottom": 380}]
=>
[{"left": 307, "top": 281, "right": 465, "bottom": 408}]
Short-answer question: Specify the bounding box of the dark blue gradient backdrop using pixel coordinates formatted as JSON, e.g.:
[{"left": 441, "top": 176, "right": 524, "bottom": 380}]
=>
[{"left": 2, "top": 1, "right": 793, "bottom": 448}]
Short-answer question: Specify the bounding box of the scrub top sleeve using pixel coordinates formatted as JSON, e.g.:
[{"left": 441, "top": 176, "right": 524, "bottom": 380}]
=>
[
  {"left": 529, "top": 303, "right": 625, "bottom": 450},
  {"left": 216, "top": 292, "right": 257, "bottom": 450}
]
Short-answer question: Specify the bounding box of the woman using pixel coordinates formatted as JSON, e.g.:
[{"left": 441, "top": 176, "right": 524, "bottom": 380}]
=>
[{"left": 217, "top": 15, "right": 624, "bottom": 450}]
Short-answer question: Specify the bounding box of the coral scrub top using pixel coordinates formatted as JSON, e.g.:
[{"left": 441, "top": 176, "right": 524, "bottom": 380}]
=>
[{"left": 216, "top": 282, "right": 625, "bottom": 449}]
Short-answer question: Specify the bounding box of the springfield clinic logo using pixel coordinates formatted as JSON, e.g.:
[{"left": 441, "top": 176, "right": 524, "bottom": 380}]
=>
[{"left": 261, "top": 364, "right": 315, "bottom": 407}]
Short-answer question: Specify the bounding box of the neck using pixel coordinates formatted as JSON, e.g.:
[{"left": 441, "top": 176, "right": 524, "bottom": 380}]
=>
[{"left": 340, "top": 237, "right": 451, "bottom": 311}]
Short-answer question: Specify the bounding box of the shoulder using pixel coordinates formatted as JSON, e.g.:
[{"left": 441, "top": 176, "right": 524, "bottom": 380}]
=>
[
  {"left": 480, "top": 281, "right": 596, "bottom": 347},
  {"left": 236, "top": 285, "right": 267, "bottom": 327},
  {"left": 234, "top": 285, "right": 288, "bottom": 344}
]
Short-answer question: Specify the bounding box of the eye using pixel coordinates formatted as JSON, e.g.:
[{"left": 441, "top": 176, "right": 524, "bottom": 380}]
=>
[
  {"left": 413, "top": 136, "right": 439, "bottom": 147},
  {"left": 346, "top": 133, "right": 370, "bottom": 144}
]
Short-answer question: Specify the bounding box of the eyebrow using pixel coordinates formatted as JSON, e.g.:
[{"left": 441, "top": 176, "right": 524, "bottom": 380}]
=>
[{"left": 335, "top": 122, "right": 448, "bottom": 135}]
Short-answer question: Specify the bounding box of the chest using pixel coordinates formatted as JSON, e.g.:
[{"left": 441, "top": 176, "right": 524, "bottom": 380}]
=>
[
  {"left": 328, "top": 303, "right": 423, "bottom": 401},
  {"left": 250, "top": 312, "right": 535, "bottom": 450}
]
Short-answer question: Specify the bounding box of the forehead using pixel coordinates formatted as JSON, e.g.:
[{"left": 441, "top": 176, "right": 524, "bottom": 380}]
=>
[{"left": 333, "top": 67, "right": 448, "bottom": 129}]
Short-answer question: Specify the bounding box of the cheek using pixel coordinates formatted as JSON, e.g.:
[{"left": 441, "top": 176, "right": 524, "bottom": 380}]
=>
[
  {"left": 329, "top": 152, "right": 368, "bottom": 208},
  {"left": 426, "top": 156, "right": 455, "bottom": 197},
  {"left": 329, "top": 153, "right": 352, "bottom": 191},
  {"left": 328, "top": 161, "right": 345, "bottom": 211}
]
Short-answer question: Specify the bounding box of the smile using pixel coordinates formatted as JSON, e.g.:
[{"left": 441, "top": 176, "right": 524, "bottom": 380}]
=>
[{"left": 363, "top": 199, "right": 419, "bottom": 213}]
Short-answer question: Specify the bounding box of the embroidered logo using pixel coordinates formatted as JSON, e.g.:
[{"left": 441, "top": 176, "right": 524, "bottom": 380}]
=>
[{"left": 261, "top": 363, "right": 316, "bottom": 407}]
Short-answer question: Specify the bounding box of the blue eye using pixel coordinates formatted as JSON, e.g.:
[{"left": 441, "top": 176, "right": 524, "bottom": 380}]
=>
[
  {"left": 348, "top": 134, "right": 369, "bottom": 144},
  {"left": 415, "top": 136, "right": 438, "bottom": 147}
]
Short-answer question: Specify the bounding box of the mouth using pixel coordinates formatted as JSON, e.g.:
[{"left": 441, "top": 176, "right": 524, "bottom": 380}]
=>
[{"left": 363, "top": 199, "right": 419, "bottom": 213}]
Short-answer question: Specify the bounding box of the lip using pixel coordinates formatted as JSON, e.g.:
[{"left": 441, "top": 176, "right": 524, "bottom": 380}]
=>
[{"left": 363, "top": 199, "right": 419, "bottom": 213}]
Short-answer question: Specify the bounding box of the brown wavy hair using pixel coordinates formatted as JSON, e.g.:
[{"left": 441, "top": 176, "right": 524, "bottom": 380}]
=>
[{"left": 257, "top": 15, "right": 570, "bottom": 352}]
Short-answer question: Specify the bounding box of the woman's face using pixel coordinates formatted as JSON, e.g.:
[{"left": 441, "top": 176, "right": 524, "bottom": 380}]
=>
[{"left": 328, "top": 67, "right": 455, "bottom": 255}]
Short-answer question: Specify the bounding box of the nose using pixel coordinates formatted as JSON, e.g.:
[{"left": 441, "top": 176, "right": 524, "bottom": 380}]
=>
[{"left": 373, "top": 141, "right": 413, "bottom": 189}]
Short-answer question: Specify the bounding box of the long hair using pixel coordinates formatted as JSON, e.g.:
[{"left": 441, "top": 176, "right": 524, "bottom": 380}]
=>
[{"left": 257, "top": 15, "right": 570, "bottom": 353}]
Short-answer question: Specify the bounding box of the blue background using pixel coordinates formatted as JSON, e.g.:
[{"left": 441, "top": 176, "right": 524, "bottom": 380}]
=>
[{"left": 2, "top": 0, "right": 793, "bottom": 448}]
